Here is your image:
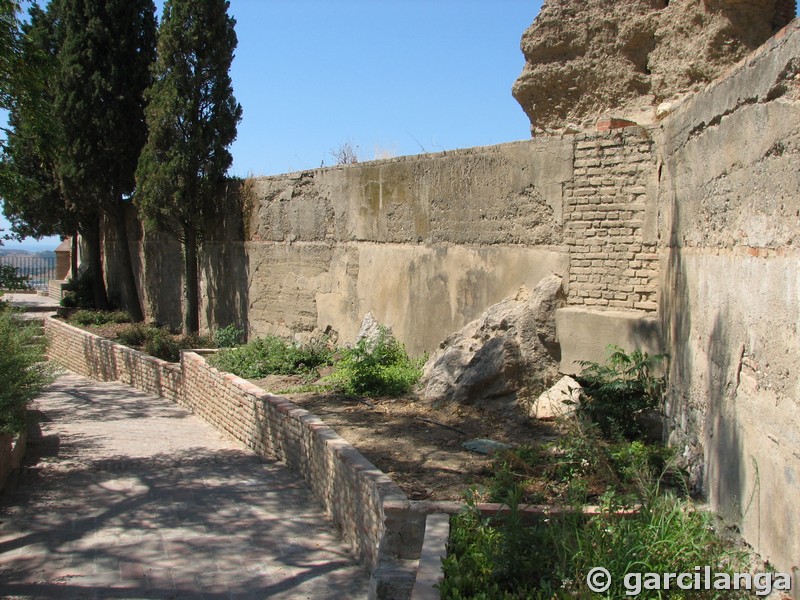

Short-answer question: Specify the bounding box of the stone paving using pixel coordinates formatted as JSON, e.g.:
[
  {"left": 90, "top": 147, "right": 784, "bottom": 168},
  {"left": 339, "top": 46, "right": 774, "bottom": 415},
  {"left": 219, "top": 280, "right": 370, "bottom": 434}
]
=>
[{"left": 0, "top": 373, "right": 370, "bottom": 599}]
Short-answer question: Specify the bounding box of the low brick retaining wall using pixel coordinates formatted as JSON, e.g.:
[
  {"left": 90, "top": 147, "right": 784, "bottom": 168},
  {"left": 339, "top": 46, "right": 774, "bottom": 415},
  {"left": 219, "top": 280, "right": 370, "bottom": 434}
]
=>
[
  {"left": 180, "top": 351, "right": 413, "bottom": 572},
  {"left": 44, "top": 318, "right": 182, "bottom": 402},
  {"left": 43, "top": 317, "right": 417, "bottom": 582},
  {"left": 0, "top": 432, "right": 27, "bottom": 491}
]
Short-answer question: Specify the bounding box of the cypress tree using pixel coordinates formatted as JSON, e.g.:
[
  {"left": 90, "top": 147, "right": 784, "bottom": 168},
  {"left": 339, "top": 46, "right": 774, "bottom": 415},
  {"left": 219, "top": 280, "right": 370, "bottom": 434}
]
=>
[
  {"left": 1, "top": 2, "right": 77, "bottom": 246},
  {"left": 136, "top": 0, "right": 242, "bottom": 333},
  {"left": 55, "top": 0, "right": 156, "bottom": 317}
]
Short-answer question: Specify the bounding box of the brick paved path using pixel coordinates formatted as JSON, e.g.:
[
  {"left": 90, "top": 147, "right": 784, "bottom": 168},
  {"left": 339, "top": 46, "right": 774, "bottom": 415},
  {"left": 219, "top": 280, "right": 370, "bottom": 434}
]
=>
[{"left": 0, "top": 373, "right": 369, "bottom": 599}]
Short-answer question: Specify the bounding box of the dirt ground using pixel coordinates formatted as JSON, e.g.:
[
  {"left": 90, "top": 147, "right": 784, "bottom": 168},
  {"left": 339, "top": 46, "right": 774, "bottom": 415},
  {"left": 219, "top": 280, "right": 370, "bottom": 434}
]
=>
[{"left": 251, "top": 374, "right": 559, "bottom": 501}]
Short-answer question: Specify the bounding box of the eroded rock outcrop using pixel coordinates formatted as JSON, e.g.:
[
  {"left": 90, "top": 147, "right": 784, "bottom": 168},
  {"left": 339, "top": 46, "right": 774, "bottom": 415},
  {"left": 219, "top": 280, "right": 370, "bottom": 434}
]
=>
[
  {"left": 420, "top": 275, "right": 565, "bottom": 409},
  {"left": 512, "top": 0, "right": 797, "bottom": 134}
]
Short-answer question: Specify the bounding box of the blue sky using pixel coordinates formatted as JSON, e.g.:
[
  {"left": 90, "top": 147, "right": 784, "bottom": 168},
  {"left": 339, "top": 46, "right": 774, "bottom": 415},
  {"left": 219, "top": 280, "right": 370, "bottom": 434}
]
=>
[{"left": 1, "top": 0, "right": 543, "bottom": 250}]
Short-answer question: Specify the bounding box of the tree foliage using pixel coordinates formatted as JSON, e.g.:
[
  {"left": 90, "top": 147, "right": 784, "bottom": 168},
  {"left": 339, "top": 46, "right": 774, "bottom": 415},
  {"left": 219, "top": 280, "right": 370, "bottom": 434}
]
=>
[
  {"left": 0, "top": 2, "right": 74, "bottom": 242},
  {"left": 136, "top": 0, "right": 242, "bottom": 332},
  {"left": 53, "top": 0, "right": 156, "bottom": 317}
]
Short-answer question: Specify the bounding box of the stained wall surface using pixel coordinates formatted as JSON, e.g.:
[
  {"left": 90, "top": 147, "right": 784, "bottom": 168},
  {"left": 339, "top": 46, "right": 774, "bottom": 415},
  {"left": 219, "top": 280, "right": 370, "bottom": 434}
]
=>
[{"left": 657, "top": 20, "right": 800, "bottom": 582}]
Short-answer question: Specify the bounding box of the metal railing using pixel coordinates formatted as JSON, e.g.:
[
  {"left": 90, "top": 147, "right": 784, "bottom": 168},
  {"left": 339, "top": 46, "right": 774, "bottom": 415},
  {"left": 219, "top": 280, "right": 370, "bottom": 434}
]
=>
[{"left": 0, "top": 255, "right": 58, "bottom": 291}]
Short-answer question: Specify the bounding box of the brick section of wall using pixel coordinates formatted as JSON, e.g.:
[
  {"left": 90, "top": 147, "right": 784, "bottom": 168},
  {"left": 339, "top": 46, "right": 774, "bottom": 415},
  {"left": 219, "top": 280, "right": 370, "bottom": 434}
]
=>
[
  {"left": 44, "top": 318, "right": 182, "bottom": 402},
  {"left": 0, "top": 432, "right": 27, "bottom": 490},
  {"left": 179, "top": 352, "right": 411, "bottom": 572},
  {"left": 564, "top": 128, "right": 659, "bottom": 312},
  {"left": 44, "top": 317, "right": 414, "bottom": 575}
]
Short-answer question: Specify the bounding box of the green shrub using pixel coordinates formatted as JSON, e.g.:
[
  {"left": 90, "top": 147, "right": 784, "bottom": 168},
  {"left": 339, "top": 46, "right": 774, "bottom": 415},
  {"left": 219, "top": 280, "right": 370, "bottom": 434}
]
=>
[
  {"left": 213, "top": 324, "right": 244, "bottom": 348},
  {"left": 0, "top": 264, "right": 32, "bottom": 291},
  {"left": 576, "top": 345, "right": 667, "bottom": 440},
  {"left": 441, "top": 491, "right": 750, "bottom": 599},
  {"left": 60, "top": 271, "right": 95, "bottom": 309},
  {"left": 483, "top": 418, "right": 678, "bottom": 507},
  {"left": 180, "top": 332, "right": 214, "bottom": 350},
  {"left": 0, "top": 311, "right": 57, "bottom": 434},
  {"left": 68, "top": 309, "right": 130, "bottom": 327},
  {"left": 116, "top": 323, "right": 153, "bottom": 347},
  {"left": 208, "top": 334, "right": 333, "bottom": 379},
  {"left": 325, "top": 326, "right": 424, "bottom": 397},
  {"left": 143, "top": 328, "right": 181, "bottom": 362}
]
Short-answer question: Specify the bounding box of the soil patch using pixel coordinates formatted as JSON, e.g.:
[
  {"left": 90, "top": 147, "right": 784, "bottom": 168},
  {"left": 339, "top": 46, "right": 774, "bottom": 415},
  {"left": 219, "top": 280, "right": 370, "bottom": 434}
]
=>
[
  {"left": 60, "top": 321, "right": 562, "bottom": 502},
  {"left": 251, "top": 374, "right": 559, "bottom": 501}
]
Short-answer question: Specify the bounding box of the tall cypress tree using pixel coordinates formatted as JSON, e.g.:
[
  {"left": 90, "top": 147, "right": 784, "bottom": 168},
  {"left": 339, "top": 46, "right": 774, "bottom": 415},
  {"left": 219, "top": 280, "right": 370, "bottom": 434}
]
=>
[
  {"left": 136, "top": 0, "right": 242, "bottom": 333},
  {"left": 1, "top": 2, "right": 77, "bottom": 247},
  {"left": 55, "top": 0, "right": 156, "bottom": 317}
]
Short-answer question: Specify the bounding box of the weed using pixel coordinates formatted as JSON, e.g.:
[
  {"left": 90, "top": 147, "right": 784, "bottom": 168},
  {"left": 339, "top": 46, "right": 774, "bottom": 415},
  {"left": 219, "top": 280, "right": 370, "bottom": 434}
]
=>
[
  {"left": 213, "top": 324, "right": 244, "bottom": 348},
  {"left": 325, "top": 326, "right": 424, "bottom": 397},
  {"left": 441, "top": 488, "right": 751, "bottom": 599},
  {"left": 68, "top": 310, "right": 130, "bottom": 327},
  {"left": 208, "top": 334, "right": 333, "bottom": 379},
  {"left": 577, "top": 345, "right": 667, "bottom": 440}
]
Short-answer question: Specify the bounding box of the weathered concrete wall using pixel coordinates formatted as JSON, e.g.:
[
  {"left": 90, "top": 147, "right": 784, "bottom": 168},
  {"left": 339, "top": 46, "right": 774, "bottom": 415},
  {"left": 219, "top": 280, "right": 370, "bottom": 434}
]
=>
[
  {"left": 236, "top": 139, "right": 575, "bottom": 355},
  {"left": 232, "top": 133, "right": 659, "bottom": 357},
  {"left": 657, "top": 20, "right": 800, "bottom": 582}
]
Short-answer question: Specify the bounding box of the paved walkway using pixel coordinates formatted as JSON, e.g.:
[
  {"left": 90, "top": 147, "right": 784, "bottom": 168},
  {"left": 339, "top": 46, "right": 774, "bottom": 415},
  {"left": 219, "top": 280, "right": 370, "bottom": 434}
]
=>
[{"left": 0, "top": 374, "right": 370, "bottom": 599}]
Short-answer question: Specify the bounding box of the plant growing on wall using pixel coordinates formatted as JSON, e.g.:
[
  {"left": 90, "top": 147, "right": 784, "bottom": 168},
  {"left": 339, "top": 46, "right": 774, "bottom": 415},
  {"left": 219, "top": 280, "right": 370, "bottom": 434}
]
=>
[{"left": 135, "top": 0, "right": 242, "bottom": 333}]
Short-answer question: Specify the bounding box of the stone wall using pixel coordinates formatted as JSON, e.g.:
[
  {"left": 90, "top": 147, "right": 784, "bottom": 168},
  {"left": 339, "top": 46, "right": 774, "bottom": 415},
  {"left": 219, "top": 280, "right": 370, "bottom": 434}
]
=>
[{"left": 657, "top": 20, "right": 800, "bottom": 583}]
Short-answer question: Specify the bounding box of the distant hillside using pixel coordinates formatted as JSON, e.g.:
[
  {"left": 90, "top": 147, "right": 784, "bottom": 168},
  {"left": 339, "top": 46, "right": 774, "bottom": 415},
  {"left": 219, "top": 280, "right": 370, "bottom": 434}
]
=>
[{"left": 0, "top": 248, "right": 57, "bottom": 257}]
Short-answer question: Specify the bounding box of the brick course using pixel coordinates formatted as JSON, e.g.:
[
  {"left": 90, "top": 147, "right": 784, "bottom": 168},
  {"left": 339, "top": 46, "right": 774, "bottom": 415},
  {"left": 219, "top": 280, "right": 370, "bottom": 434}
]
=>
[{"left": 565, "top": 128, "right": 659, "bottom": 311}]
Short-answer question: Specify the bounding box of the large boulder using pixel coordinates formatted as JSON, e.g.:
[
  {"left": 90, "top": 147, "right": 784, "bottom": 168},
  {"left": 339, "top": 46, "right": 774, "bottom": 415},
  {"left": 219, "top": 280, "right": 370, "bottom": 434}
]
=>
[
  {"left": 421, "top": 275, "right": 565, "bottom": 409},
  {"left": 512, "top": 0, "right": 797, "bottom": 134}
]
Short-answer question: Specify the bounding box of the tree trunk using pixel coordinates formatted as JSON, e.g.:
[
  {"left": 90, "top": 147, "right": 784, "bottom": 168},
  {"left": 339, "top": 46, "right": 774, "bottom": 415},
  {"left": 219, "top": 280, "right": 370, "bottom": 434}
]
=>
[
  {"left": 183, "top": 225, "right": 200, "bottom": 334},
  {"left": 82, "top": 215, "right": 109, "bottom": 310},
  {"left": 109, "top": 201, "right": 144, "bottom": 322},
  {"left": 70, "top": 233, "right": 78, "bottom": 280}
]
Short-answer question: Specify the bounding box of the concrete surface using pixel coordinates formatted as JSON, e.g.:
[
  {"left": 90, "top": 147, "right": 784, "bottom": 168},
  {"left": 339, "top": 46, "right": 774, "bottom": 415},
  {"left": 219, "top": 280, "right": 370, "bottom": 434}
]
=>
[
  {"left": 0, "top": 373, "right": 369, "bottom": 599},
  {"left": 3, "top": 293, "right": 60, "bottom": 320}
]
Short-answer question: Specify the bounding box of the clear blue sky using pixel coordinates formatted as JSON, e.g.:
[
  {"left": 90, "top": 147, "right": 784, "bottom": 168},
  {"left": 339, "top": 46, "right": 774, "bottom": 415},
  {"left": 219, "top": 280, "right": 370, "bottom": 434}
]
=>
[{"left": 1, "top": 0, "right": 543, "bottom": 250}]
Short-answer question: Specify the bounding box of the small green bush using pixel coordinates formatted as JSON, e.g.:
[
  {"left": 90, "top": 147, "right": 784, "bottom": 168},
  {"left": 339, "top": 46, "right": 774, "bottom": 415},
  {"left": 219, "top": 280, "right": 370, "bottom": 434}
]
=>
[
  {"left": 116, "top": 323, "right": 153, "bottom": 347},
  {"left": 0, "top": 311, "right": 57, "bottom": 434},
  {"left": 325, "top": 326, "right": 424, "bottom": 397},
  {"left": 144, "top": 328, "right": 181, "bottom": 362},
  {"left": 68, "top": 309, "right": 130, "bottom": 327},
  {"left": 208, "top": 334, "right": 333, "bottom": 379},
  {"left": 114, "top": 323, "right": 211, "bottom": 362},
  {"left": 440, "top": 491, "right": 750, "bottom": 599},
  {"left": 213, "top": 324, "right": 244, "bottom": 348},
  {"left": 0, "top": 265, "right": 32, "bottom": 291},
  {"left": 577, "top": 345, "right": 667, "bottom": 440},
  {"left": 60, "top": 271, "right": 95, "bottom": 309}
]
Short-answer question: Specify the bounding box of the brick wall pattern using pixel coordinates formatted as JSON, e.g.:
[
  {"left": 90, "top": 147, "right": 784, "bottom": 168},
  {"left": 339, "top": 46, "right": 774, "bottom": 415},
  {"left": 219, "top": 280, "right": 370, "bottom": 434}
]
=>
[{"left": 564, "top": 128, "right": 660, "bottom": 311}]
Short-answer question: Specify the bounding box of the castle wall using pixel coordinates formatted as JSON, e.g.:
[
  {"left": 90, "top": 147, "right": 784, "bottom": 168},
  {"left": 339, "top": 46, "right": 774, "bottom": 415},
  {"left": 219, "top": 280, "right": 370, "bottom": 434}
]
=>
[
  {"left": 119, "top": 17, "right": 800, "bottom": 582},
  {"left": 657, "top": 20, "right": 800, "bottom": 580}
]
